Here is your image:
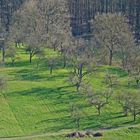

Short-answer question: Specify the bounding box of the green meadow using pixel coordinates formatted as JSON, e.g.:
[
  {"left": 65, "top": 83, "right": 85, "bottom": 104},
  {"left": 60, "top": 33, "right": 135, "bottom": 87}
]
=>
[{"left": 0, "top": 47, "right": 140, "bottom": 139}]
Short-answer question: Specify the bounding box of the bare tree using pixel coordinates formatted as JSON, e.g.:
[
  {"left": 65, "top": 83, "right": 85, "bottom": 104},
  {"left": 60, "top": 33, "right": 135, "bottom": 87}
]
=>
[
  {"left": 116, "top": 92, "right": 131, "bottom": 116},
  {"left": 69, "top": 103, "right": 82, "bottom": 129},
  {"left": 47, "top": 57, "right": 58, "bottom": 75},
  {"left": 116, "top": 92, "right": 140, "bottom": 121},
  {"left": 80, "top": 82, "right": 112, "bottom": 115},
  {"left": 0, "top": 23, "right": 6, "bottom": 62},
  {"left": 90, "top": 91, "right": 112, "bottom": 116},
  {"left": 129, "top": 93, "right": 140, "bottom": 121},
  {"left": 104, "top": 70, "right": 118, "bottom": 88},
  {"left": 127, "top": 46, "right": 140, "bottom": 87},
  {"left": 92, "top": 13, "right": 135, "bottom": 66},
  {"left": 68, "top": 38, "right": 95, "bottom": 91},
  {"left": 6, "top": 46, "right": 19, "bottom": 66},
  {"left": 10, "top": 0, "right": 71, "bottom": 65},
  {"left": 10, "top": 0, "right": 45, "bottom": 63}
]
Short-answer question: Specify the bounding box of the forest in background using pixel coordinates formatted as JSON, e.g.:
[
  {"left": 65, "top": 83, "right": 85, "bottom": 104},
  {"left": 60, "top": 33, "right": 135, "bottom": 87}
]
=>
[{"left": 0, "top": 0, "right": 140, "bottom": 39}]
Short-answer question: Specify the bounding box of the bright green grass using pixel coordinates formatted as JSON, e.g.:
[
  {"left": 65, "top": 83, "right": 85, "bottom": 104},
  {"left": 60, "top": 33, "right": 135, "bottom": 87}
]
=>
[{"left": 0, "top": 47, "right": 140, "bottom": 139}]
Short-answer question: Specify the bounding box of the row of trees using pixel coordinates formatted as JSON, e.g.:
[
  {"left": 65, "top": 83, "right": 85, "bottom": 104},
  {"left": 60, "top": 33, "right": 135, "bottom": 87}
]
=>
[
  {"left": 70, "top": 83, "right": 140, "bottom": 129},
  {"left": 0, "top": 0, "right": 24, "bottom": 62},
  {"left": 69, "top": 70, "right": 140, "bottom": 128},
  {"left": 69, "top": 14, "right": 140, "bottom": 91},
  {"left": 0, "top": 0, "right": 71, "bottom": 63},
  {"left": 70, "top": 69, "right": 140, "bottom": 129},
  {"left": 0, "top": 0, "right": 139, "bottom": 90}
]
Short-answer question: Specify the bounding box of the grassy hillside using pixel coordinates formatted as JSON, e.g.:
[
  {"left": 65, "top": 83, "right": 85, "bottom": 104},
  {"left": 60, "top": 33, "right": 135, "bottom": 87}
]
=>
[{"left": 0, "top": 47, "right": 140, "bottom": 139}]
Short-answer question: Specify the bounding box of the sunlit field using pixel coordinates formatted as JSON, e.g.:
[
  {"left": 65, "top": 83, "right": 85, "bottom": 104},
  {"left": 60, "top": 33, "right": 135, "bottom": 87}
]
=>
[{"left": 0, "top": 48, "right": 140, "bottom": 139}]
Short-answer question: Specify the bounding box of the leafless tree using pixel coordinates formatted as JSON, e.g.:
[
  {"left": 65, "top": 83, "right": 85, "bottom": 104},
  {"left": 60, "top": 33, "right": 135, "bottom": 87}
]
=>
[
  {"left": 80, "top": 82, "right": 112, "bottom": 115},
  {"left": 92, "top": 13, "right": 135, "bottom": 66},
  {"left": 116, "top": 92, "right": 140, "bottom": 121}
]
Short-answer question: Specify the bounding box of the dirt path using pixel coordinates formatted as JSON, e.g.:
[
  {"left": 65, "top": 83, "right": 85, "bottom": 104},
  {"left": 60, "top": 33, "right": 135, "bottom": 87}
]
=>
[
  {"left": 0, "top": 132, "right": 62, "bottom": 140},
  {"left": 0, "top": 124, "right": 140, "bottom": 140}
]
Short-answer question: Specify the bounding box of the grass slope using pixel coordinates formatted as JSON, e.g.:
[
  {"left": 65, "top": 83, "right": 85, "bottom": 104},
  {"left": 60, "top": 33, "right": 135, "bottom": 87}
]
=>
[{"left": 0, "top": 47, "right": 140, "bottom": 139}]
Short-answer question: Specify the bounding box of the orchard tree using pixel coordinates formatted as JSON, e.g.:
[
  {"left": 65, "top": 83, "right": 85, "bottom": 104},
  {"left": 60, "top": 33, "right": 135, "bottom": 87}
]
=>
[
  {"left": 131, "top": 70, "right": 140, "bottom": 87},
  {"left": 116, "top": 92, "right": 132, "bottom": 116},
  {"left": 36, "top": 50, "right": 46, "bottom": 69},
  {"left": 104, "top": 70, "right": 118, "bottom": 88},
  {"left": 68, "top": 38, "right": 95, "bottom": 91},
  {"left": 59, "top": 33, "right": 73, "bottom": 68},
  {"left": 6, "top": 46, "right": 19, "bottom": 66},
  {"left": 47, "top": 57, "right": 58, "bottom": 75},
  {"left": 10, "top": 0, "right": 45, "bottom": 63},
  {"left": 127, "top": 46, "right": 140, "bottom": 87},
  {"left": 116, "top": 92, "right": 140, "bottom": 121},
  {"left": 92, "top": 13, "right": 135, "bottom": 66},
  {"left": 129, "top": 93, "right": 140, "bottom": 121},
  {"left": 69, "top": 103, "right": 82, "bottom": 129},
  {"left": 45, "top": 0, "right": 72, "bottom": 68},
  {"left": 0, "top": 23, "right": 6, "bottom": 62},
  {"left": 10, "top": 0, "right": 71, "bottom": 64},
  {"left": 89, "top": 91, "right": 112, "bottom": 116},
  {"left": 80, "top": 82, "right": 112, "bottom": 115}
]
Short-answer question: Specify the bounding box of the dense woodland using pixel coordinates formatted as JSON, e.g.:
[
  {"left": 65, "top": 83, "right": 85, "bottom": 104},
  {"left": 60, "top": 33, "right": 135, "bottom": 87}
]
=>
[
  {"left": 0, "top": 0, "right": 24, "bottom": 31},
  {"left": 0, "top": 0, "right": 140, "bottom": 39},
  {"left": 70, "top": 0, "right": 140, "bottom": 41}
]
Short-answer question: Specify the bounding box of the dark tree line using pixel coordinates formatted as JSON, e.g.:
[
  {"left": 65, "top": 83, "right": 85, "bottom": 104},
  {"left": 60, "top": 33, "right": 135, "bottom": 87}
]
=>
[
  {"left": 0, "top": 0, "right": 24, "bottom": 31},
  {"left": 0, "top": 0, "right": 139, "bottom": 40},
  {"left": 69, "top": 0, "right": 140, "bottom": 41},
  {"left": 0, "top": 0, "right": 24, "bottom": 62}
]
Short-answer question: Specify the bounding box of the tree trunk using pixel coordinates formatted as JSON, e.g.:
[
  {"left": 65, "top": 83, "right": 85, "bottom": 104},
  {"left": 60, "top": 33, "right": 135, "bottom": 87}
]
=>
[
  {"left": 76, "top": 82, "right": 80, "bottom": 92},
  {"left": 60, "top": 45, "right": 63, "bottom": 55},
  {"left": 76, "top": 65, "right": 83, "bottom": 91},
  {"left": 136, "top": 80, "right": 139, "bottom": 87},
  {"left": 53, "top": 46, "right": 56, "bottom": 51},
  {"left": 109, "top": 49, "right": 113, "bottom": 66},
  {"left": 123, "top": 107, "right": 128, "bottom": 116},
  {"left": 63, "top": 55, "right": 66, "bottom": 68},
  {"left": 29, "top": 53, "right": 32, "bottom": 63},
  {"left": 98, "top": 107, "right": 101, "bottom": 116},
  {"left": 79, "top": 65, "right": 83, "bottom": 81},
  {"left": 50, "top": 67, "right": 53, "bottom": 75},
  {"left": 11, "top": 59, "right": 15, "bottom": 66},
  {"left": 133, "top": 109, "right": 136, "bottom": 122},
  {"left": 2, "top": 46, "right": 5, "bottom": 62},
  {"left": 122, "top": 57, "right": 125, "bottom": 69}
]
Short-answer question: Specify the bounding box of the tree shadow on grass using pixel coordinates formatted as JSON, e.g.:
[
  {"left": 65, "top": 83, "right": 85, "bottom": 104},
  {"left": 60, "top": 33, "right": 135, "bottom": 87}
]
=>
[
  {"left": 8, "top": 85, "right": 76, "bottom": 103},
  {"left": 6, "top": 68, "right": 46, "bottom": 81},
  {"left": 6, "top": 60, "right": 33, "bottom": 68},
  {"left": 107, "top": 67, "right": 128, "bottom": 77},
  {"left": 121, "top": 83, "right": 140, "bottom": 90},
  {"left": 103, "top": 113, "right": 126, "bottom": 121},
  {"left": 8, "top": 86, "right": 138, "bottom": 132},
  {"left": 45, "top": 74, "right": 68, "bottom": 81},
  {"left": 36, "top": 115, "right": 73, "bottom": 131},
  {"left": 9, "top": 68, "right": 68, "bottom": 82},
  {"left": 122, "top": 120, "right": 134, "bottom": 125},
  {"left": 80, "top": 111, "right": 138, "bottom": 130}
]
